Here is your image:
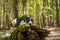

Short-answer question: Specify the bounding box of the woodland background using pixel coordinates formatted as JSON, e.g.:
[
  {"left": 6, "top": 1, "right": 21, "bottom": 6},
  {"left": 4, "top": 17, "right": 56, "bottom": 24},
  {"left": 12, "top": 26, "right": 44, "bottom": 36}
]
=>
[{"left": 0, "top": 0, "right": 60, "bottom": 29}]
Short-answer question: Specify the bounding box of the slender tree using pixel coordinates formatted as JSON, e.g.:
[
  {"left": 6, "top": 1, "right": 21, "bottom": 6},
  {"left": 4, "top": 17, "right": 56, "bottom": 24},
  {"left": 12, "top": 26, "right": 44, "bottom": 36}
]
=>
[
  {"left": 22, "top": 0, "right": 27, "bottom": 15},
  {"left": 13, "top": 0, "right": 18, "bottom": 18},
  {"left": 51, "top": 0, "right": 56, "bottom": 27},
  {"left": 43, "top": 0, "right": 47, "bottom": 28},
  {"left": 55, "top": 0, "right": 59, "bottom": 26},
  {"left": 36, "top": 3, "right": 40, "bottom": 28}
]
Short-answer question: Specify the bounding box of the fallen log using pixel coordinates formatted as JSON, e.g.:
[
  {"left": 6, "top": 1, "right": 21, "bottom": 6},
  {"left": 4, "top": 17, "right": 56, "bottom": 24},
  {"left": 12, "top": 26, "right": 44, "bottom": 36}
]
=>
[{"left": 2, "top": 25, "right": 50, "bottom": 40}]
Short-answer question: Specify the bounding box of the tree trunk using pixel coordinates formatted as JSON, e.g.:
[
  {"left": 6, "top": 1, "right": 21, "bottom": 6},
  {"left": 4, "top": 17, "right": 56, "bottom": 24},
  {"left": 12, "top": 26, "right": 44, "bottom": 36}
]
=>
[
  {"left": 36, "top": 3, "right": 40, "bottom": 28},
  {"left": 55, "top": 0, "right": 59, "bottom": 26},
  {"left": 22, "top": 0, "right": 27, "bottom": 15},
  {"left": 13, "top": 0, "right": 18, "bottom": 18},
  {"left": 43, "top": 0, "right": 47, "bottom": 28}
]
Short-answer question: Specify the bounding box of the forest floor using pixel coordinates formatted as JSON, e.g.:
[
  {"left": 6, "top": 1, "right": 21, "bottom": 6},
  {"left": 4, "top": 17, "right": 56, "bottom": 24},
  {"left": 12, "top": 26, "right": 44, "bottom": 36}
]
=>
[
  {"left": 45, "top": 27, "right": 60, "bottom": 40},
  {"left": 0, "top": 26, "right": 60, "bottom": 40}
]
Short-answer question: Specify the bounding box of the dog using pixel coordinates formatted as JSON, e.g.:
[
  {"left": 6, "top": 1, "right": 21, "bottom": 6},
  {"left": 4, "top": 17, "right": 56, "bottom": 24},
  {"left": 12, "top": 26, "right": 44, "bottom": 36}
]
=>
[{"left": 11, "top": 15, "right": 34, "bottom": 27}]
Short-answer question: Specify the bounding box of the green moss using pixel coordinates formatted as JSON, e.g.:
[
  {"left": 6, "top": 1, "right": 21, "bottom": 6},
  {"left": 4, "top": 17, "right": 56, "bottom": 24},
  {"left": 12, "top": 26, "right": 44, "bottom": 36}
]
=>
[
  {"left": 3, "top": 36, "right": 10, "bottom": 40},
  {"left": 3, "top": 25, "right": 27, "bottom": 40}
]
